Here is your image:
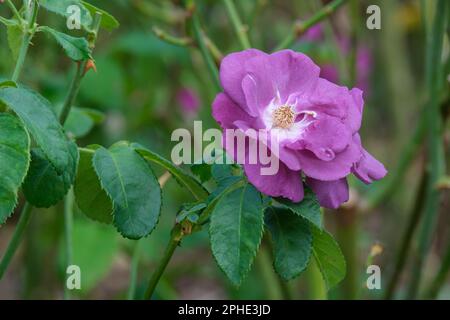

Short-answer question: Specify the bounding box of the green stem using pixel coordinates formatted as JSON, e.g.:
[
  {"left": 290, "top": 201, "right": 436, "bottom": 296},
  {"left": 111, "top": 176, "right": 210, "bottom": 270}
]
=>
[
  {"left": 425, "top": 242, "right": 450, "bottom": 299},
  {"left": 144, "top": 227, "right": 183, "bottom": 299},
  {"left": 407, "top": 0, "right": 448, "bottom": 299},
  {"left": 127, "top": 239, "right": 143, "bottom": 300},
  {"left": 335, "top": 207, "right": 358, "bottom": 299},
  {"left": 11, "top": 0, "right": 38, "bottom": 82},
  {"left": 63, "top": 189, "right": 74, "bottom": 300},
  {"left": 59, "top": 12, "right": 102, "bottom": 123},
  {"left": 223, "top": 0, "right": 250, "bottom": 49},
  {"left": 6, "top": 0, "right": 23, "bottom": 21},
  {"left": 274, "top": 0, "right": 347, "bottom": 51},
  {"left": 384, "top": 169, "right": 428, "bottom": 299},
  {"left": 0, "top": 203, "right": 33, "bottom": 279},
  {"left": 348, "top": 0, "right": 360, "bottom": 86},
  {"left": 152, "top": 26, "right": 193, "bottom": 47},
  {"left": 191, "top": 7, "right": 221, "bottom": 92}
]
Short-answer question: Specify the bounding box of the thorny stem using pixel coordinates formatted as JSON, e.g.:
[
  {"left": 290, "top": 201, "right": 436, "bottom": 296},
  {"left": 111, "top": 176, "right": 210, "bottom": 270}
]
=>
[
  {"left": 274, "top": 0, "right": 347, "bottom": 51},
  {"left": 59, "top": 13, "right": 103, "bottom": 124},
  {"left": 222, "top": 0, "right": 251, "bottom": 49},
  {"left": 407, "top": 0, "right": 448, "bottom": 299}
]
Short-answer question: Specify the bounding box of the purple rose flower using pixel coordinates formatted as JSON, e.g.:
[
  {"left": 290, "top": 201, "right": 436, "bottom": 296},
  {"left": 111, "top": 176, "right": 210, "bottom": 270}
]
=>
[
  {"left": 177, "top": 88, "right": 200, "bottom": 114},
  {"left": 212, "top": 49, "right": 387, "bottom": 208}
]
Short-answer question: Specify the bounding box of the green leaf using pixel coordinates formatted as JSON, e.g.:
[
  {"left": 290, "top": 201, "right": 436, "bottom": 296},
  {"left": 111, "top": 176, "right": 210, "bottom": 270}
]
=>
[
  {"left": 23, "top": 142, "right": 78, "bottom": 208},
  {"left": 74, "top": 146, "right": 113, "bottom": 224},
  {"left": 0, "top": 114, "right": 30, "bottom": 224},
  {"left": 210, "top": 183, "right": 264, "bottom": 285},
  {"left": 39, "top": 26, "right": 91, "bottom": 61},
  {"left": 311, "top": 226, "right": 346, "bottom": 290},
  {"left": 0, "top": 80, "right": 18, "bottom": 89},
  {"left": 93, "top": 143, "right": 162, "bottom": 239},
  {"left": 190, "top": 163, "right": 212, "bottom": 183},
  {"left": 39, "top": 0, "right": 92, "bottom": 29},
  {"left": 81, "top": 1, "right": 120, "bottom": 31},
  {"left": 65, "top": 218, "right": 119, "bottom": 293},
  {"left": 265, "top": 207, "right": 313, "bottom": 280},
  {"left": 64, "top": 107, "right": 103, "bottom": 138},
  {"left": 7, "top": 23, "right": 23, "bottom": 61},
  {"left": 133, "top": 144, "right": 208, "bottom": 201},
  {"left": 276, "top": 186, "right": 322, "bottom": 229},
  {"left": 0, "top": 87, "right": 74, "bottom": 175}
]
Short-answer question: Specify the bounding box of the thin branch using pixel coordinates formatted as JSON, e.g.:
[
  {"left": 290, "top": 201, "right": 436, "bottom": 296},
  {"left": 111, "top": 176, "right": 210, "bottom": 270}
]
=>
[{"left": 274, "top": 0, "right": 347, "bottom": 51}]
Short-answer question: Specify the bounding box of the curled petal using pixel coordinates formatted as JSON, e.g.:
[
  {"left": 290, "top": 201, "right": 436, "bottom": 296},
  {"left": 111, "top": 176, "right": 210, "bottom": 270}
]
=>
[
  {"left": 297, "top": 140, "right": 361, "bottom": 181},
  {"left": 352, "top": 134, "right": 387, "bottom": 184},
  {"left": 219, "top": 49, "right": 266, "bottom": 114},
  {"left": 306, "top": 177, "right": 349, "bottom": 209},
  {"left": 244, "top": 161, "right": 304, "bottom": 202}
]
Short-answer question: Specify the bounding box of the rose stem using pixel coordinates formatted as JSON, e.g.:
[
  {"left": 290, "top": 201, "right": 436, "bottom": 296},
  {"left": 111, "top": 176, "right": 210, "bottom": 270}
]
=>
[
  {"left": 222, "top": 0, "right": 251, "bottom": 49},
  {"left": 128, "top": 172, "right": 171, "bottom": 300},
  {"left": 0, "top": 0, "right": 39, "bottom": 281},
  {"left": 274, "top": 0, "right": 348, "bottom": 51},
  {"left": 406, "top": 0, "right": 448, "bottom": 299},
  {"left": 425, "top": 242, "right": 450, "bottom": 299},
  {"left": 144, "top": 226, "right": 184, "bottom": 300},
  {"left": 59, "top": 13, "right": 104, "bottom": 300},
  {"left": 190, "top": 3, "right": 221, "bottom": 91}
]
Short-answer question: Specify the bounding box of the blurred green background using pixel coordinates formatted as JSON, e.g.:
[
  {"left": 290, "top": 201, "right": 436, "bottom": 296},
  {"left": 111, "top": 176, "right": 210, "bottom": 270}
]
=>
[{"left": 0, "top": 0, "right": 449, "bottom": 300}]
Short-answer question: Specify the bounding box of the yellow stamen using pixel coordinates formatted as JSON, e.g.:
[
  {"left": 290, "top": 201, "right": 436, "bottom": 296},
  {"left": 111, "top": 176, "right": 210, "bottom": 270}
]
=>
[{"left": 272, "top": 105, "right": 295, "bottom": 129}]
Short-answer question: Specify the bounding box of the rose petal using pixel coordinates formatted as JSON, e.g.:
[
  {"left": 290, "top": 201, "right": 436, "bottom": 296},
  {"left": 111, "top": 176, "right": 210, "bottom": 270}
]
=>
[
  {"left": 306, "top": 177, "right": 349, "bottom": 209},
  {"left": 298, "top": 140, "right": 361, "bottom": 181},
  {"left": 219, "top": 49, "right": 266, "bottom": 114},
  {"left": 244, "top": 161, "right": 304, "bottom": 202}
]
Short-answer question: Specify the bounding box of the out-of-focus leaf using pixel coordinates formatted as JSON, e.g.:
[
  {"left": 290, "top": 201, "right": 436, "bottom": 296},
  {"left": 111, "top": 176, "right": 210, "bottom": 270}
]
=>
[
  {"left": 81, "top": 1, "right": 119, "bottom": 31},
  {"left": 210, "top": 183, "right": 264, "bottom": 285},
  {"left": 64, "top": 107, "right": 104, "bottom": 138},
  {"left": 265, "top": 207, "right": 312, "bottom": 281},
  {"left": 66, "top": 218, "right": 119, "bottom": 293},
  {"left": 23, "top": 142, "right": 78, "bottom": 208},
  {"left": 311, "top": 226, "right": 346, "bottom": 290},
  {"left": 0, "top": 114, "right": 30, "bottom": 224},
  {"left": 80, "top": 57, "right": 124, "bottom": 110},
  {"left": 93, "top": 143, "right": 162, "bottom": 239},
  {"left": 40, "top": 0, "right": 92, "bottom": 29},
  {"left": 39, "top": 26, "right": 91, "bottom": 61},
  {"left": 74, "top": 146, "right": 113, "bottom": 224},
  {"left": 7, "top": 23, "right": 22, "bottom": 61},
  {"left": 0, "top": 87, "right": 75, "bottom": 174}
]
